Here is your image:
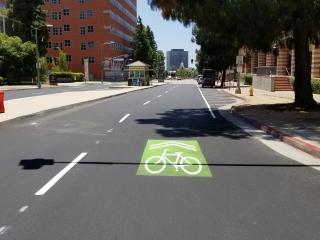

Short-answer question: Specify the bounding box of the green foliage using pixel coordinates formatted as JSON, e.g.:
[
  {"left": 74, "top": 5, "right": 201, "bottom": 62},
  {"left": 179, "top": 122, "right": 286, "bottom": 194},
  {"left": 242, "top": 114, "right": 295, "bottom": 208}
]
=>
[
  {"left": 148, "top": 0, "right": 318, "bottom": 106},
  {"left": 311, "top": 79, "right": 320, "bottom": 94},
  {"left": 133, "top": 17, "right": 154, "bottom": 66},
  {"left": 155, "top": 50, "right": 165, "bottom": 79},
  {"left": 7, "top": 0, "right": 49, "bottom": 56},
  {"left": 176, "top": 67, "right": 198, "bottom": 79},
  {"left": 0, "top": 76, "right": 4, "bottom": 85},
  {"left": 50, "top": 72, "right": 84, "bottom": 82},
  {"left": 57, "top": 48, "right": 69, "bottom": 72},
  {"left": 0, "top": 33, "right": 37, "bottom": 83},
  {"left": 244, "top": 74, "right": 253, "bottom": 85}
]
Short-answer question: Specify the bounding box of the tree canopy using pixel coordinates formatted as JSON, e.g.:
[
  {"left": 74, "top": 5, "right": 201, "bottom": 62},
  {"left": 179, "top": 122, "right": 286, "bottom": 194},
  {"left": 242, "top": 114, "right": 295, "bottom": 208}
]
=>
[
  {"left": 149, "top": 0, "right": 319, "bottom": 107},
  {"left": 6, "top": 0, "right": 49, "bottom": 56}
]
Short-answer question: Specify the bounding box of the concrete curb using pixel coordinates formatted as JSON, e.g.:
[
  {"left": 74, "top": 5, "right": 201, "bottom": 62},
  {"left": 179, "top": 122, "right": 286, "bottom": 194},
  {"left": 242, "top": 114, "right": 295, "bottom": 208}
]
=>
[
  {"left": 231, "top": 107, "right": 320, "bottom": 158},
  {"left": 0, "top": 84, "right": 166, "bottom": 126}
]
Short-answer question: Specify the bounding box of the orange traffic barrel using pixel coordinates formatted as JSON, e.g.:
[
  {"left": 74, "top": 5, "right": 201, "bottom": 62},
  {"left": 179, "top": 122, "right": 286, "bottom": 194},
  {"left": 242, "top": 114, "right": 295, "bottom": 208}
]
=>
[{"left": 0, "top": 91, "right": 5, "bottom": 113}]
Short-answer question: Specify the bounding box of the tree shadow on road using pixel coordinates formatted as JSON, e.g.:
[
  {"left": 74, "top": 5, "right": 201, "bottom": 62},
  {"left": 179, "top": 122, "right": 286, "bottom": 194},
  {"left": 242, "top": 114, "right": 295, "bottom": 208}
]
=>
[
  {"left": 135, "top": 108, "right": 249, "bottom": 139},
  {"left": 18, "top": 158, "right": 320, "bottom": 170}
]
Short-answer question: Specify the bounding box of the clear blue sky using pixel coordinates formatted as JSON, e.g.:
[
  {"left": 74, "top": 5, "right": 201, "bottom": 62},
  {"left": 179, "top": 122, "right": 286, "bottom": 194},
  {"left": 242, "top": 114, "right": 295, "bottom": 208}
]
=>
[{"left": 137, "top": 1, "right": 198, "bottom": 68}]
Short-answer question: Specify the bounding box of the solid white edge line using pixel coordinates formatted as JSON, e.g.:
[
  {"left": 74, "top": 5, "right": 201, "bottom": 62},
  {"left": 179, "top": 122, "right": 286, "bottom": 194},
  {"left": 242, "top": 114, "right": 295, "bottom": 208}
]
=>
[
  {"left": 197, "top": 85, "right": 216, "bottom": 119},
  {"left": 119, "top": 113, "right": 131, "bottom": 123},
  {"left": 157, "top": 95, "right": 162, "bottom": 98},
  {"left": 35, "top": 152, "right": 88, "bottom": 196},
  {"left": 143, "top": 101, "right": 151, "bottom": 106},
  {"left": 19, "top": 206, "right": 29, "bottom": 213}
]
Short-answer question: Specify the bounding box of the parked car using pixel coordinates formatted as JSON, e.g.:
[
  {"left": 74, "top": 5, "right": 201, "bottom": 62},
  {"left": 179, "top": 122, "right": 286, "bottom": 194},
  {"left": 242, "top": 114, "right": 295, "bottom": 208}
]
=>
[
  {"left": 197, "top": 77, "right": 203, "bottom": 85},
  {"left": 202, "top": 69, "right": 216, "bottom": 88}
]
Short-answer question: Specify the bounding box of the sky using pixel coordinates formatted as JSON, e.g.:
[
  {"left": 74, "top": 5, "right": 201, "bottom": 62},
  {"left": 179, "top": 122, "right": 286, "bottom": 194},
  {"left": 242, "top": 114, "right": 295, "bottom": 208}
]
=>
[{"left": 137, "top": 1, "right": 198, "bottom": 68}]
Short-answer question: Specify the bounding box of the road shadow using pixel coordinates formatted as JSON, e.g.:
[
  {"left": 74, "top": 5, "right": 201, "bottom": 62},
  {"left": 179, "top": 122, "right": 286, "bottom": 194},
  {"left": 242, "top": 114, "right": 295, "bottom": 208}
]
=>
[
  {"left": 18, "top": 159, "right": 320, "bottom": 170},
  {"left": 19, "top": 159, "right": 54, "bottom": 169},
  {"left": 135, "top": 108, "right": 249, "bottom": 139}
]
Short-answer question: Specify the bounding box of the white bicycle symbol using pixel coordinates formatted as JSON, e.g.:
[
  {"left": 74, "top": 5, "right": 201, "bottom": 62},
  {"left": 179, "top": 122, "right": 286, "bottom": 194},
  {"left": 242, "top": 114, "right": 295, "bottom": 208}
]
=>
[{"left": 145, "top": 149, "right": 202, "bottom": 175}]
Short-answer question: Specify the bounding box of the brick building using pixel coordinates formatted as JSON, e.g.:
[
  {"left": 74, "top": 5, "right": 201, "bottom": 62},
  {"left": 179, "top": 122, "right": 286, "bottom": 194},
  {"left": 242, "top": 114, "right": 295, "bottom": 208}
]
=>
[
  {"left": 43, "top": 0, "right": 137, "bottom": 80},
  {"left": 238, "top": 46, "right": 320, "bottom": 91}
]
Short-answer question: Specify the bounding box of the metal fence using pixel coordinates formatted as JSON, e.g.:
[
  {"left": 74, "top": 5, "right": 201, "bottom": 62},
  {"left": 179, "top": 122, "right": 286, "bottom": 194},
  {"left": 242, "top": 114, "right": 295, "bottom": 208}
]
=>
[{"left": 0, "top": 14, "right": 26, "bottom": 38}]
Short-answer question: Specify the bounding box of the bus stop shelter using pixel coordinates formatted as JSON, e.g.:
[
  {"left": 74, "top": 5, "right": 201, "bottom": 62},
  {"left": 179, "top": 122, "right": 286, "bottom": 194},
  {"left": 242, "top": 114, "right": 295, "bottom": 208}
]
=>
[{"left": 127, "top": 61, "right": 150, "bottom": 86}]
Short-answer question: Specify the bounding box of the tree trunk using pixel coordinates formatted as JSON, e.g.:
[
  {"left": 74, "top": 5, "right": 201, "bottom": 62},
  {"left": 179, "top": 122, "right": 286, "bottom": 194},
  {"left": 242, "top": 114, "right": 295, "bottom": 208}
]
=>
[
  {"left": 293, "top": 17, "right": 317, "bottom": 107},
  {"left": 220, "top": 69, "right": 226, "bottom": 88}
]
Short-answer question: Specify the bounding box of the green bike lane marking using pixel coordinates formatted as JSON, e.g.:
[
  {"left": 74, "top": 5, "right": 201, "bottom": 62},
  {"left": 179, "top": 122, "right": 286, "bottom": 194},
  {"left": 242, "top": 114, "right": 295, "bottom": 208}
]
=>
[{"left": 137, "top": 140, "right": 212, "bottom": 177}]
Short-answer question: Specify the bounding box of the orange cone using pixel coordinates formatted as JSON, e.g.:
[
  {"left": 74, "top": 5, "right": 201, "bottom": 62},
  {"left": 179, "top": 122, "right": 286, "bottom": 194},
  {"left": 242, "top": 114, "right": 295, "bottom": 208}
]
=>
[{"left": 0, "top": 91, "right": 5, "bottom": 113}]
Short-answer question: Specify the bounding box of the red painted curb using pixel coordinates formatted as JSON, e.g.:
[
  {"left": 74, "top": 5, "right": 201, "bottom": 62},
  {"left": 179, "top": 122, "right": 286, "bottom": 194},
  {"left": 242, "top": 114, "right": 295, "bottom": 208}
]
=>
[{"left": 232, "top": 108, "right": 320, "bottom": 158}]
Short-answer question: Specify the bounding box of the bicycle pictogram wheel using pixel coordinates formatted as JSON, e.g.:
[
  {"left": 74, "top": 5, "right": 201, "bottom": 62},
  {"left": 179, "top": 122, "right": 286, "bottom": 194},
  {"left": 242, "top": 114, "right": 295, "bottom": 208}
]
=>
[
  {"left": 145, "top": 156, "right": 166, "bottom": 174},
  {"left": 180, "top": 157, "right": 202, "bottom": 175}
]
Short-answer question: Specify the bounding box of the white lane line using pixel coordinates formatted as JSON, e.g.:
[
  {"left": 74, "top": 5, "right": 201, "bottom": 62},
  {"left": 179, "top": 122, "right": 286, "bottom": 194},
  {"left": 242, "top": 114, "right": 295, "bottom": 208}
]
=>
[
  {"left": 107, "top": 128, "right": 113, "bottom": 133},
  {"left": 95, "top": 141, "right": 100, "bottom": 145},
  {"left": 119, "top": 114, "right": 131, "bottom": 123},
  {"left": 0, "top": 226, "right": 10, "bottom": 235},
  {"left": 143, "top": 101, "right": 151, "bottom": 106},
  {"left": 35, "top": 152, "right": 88, "bottom": 196},
  {"left": 19, "top": 206, "right": 29, "bottom": 213},
  {"left": 165, "top": 91, "right": 169, "bottom": 94},
  {"left": 31, "top": 122, "right": 38, "bottom": 126},
  {"left": 197, "top": 85, "right": 216, "bottom": 119},
  {"left": 157, "top": 95, "right": 162, "bottom": 98}
]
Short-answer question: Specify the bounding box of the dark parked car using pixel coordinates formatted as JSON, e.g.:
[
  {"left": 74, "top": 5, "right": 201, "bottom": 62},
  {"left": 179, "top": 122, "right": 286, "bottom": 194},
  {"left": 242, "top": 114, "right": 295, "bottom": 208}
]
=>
[{"left": 202, "top": 69, "right": 216, "bottom": 88}]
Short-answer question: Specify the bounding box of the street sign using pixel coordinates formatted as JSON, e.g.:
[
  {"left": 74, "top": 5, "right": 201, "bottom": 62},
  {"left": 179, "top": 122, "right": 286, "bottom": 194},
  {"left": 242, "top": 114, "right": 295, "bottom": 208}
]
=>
[
  {"left": 236, "top": 56, "right": 244, "bottom": 65},
  {"left": 137, "top": 140, "right": 212, "bottom": 177}
]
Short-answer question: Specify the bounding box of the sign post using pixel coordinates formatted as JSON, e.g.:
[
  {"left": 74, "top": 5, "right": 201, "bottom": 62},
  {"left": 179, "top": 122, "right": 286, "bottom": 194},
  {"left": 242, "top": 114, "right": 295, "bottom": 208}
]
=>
[
  {"left": 235, "top": 56, "right": 243, "bottom": 94},
  {"left": 84, "top": 58, "right": 89, "bottom": 84}
]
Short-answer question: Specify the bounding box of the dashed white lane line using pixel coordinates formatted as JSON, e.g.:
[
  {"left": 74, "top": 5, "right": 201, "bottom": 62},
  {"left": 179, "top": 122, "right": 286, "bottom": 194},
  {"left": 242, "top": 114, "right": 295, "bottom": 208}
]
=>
[
  {"left": 143, "top": 101, "right": 151, "bottom": 106},
  {"left": 107, "top": 128, "right": 113, "bottom": 133},
  {"left": 157, "top": 95, "right": 162, "bottom": 98},
  {"left": 35, "top": 152, "right": 88, "bottom": 196},
  {"left": 31, "top": 122, "right": 38, "bottom": 126},
  {"left": 0, "top": 226, "right": 10, "bottom": 235},
  {"left": 19, "top": 205, "right": 29, "bottom": 213},
  {"left": 119, "top": 114, "right": 131, "bottom": 123},
  {"left": 165, "top": 91, "right": 169, "bottom": 94},
  {"left": 197, "top": 85, "right": 217, "bottom": 119}
]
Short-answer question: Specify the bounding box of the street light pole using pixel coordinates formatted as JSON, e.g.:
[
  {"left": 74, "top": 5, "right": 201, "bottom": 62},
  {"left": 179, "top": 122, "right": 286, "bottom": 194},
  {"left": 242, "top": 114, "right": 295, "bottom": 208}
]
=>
[
  {"left": 32, "top": 24, "right": 53, "bottom": 89},
  {"left": 34, "top": 28, "right": 41, "bottom": 89}
]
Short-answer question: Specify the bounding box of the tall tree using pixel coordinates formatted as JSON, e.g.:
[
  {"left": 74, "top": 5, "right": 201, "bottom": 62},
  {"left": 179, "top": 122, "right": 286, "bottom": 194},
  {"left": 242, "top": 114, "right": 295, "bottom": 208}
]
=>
[
  {"left": 133, "top": 17, "right": 153, "bottom": 65},
  {"left": 149, "top": 0, "right": 318, "bottom": 107},
  {"left": 145, "top": 25, "right": 158, "bottom": 73},
  {"left": 155, "top": 50, "right": 165, "bottom": 79},
  {"left": 7, "top": 0, "right": 49, "bottom": 56}
]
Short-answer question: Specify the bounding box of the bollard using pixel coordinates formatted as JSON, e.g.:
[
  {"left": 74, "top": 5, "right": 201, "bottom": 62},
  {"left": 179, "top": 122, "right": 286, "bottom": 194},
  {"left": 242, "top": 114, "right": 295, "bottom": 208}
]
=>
[
  {"left": 249, "top": 85, "right": 254, "bottom": 96},
  {"left": 0, "top": 91, "right": 5, "bottom": 113}
]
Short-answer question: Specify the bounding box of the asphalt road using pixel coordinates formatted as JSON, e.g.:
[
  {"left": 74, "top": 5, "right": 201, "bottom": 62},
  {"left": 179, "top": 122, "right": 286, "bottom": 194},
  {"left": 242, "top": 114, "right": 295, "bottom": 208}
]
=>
[
  {"left": 3, "top": 82, "right": 125, "bottom": 101},
  {"left": 0, "top": 82, "right": 320, "bottom": 239}
]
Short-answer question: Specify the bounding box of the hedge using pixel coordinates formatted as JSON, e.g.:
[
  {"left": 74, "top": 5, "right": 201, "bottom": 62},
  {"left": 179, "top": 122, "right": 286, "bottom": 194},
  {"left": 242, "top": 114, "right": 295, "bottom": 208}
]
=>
[
  {"left": 49, "top": 72, "right": 84, "bottom": 82},
  {"left": 311, "top": 79, "right": 320, "bottom": 94},
  {"left": 0, "top": 76, "right": 4, "bottom": 85},
  {"left": 244, "top": 74, "right": 253, "bottom": 85}
]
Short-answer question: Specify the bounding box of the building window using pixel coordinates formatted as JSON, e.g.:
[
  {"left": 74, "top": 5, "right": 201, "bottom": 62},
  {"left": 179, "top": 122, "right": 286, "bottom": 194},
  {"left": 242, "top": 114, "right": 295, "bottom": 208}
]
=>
[
  {"left": 88, "top": 41, "right": 94, "bottom": 48},
  {"left": 80, "top": 26, "right": 86, "bottom": 35},
  {"left": 46, "top": 57, "right": 53, "bottom": 64},
  {"left": 87, "top": 25, "right": 94, "bottom": 32},
  {"left": 80, "top": 11, "right": 86, "bottom": 19},
  {"left": 89, "top": 57, "right": 95, "bottom": 63},
  {"left": 81, "top": 42, "right": 87, "bottom": 50},
  {"left": 66, "top": 55, "right": 72, "bottom": 62},
  {"left": 87, "top": 10, "right": 93, "bottom": 17},
  {"left": 52, "top": 12, "right": 58, "bottom": 20},
  {"left": 80, "top": 0, "right": 86, "bottom": 3},
  {"left": 52, "top": 27, "right": 59, "bottom": 35},
  {"left": 47, "top": 42, "right": 52, "bottom": 49},
  {"left": 64, "top": 24, "right": 70, "bottom": 32},
  {"left": 64, "top": 40, "right": 71, "bottom": 47},
  {"left": 63, "top": 9, "right": 69, "bottom": 16}
]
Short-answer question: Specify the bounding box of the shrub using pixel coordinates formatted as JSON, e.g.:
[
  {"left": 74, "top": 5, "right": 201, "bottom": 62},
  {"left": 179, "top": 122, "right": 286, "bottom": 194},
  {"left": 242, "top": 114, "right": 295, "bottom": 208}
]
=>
[
  {"left": 49, "top": 72, "right": 84, "bottom": 82},
  {"left": 244, "top": 74, "right": 252, "bottom": 85},
  {"left": 0, "top": 76, "right": 4, "bottom": 85},
  {"left": 311, "top": 79, "right": 320, "bottom": 94}
]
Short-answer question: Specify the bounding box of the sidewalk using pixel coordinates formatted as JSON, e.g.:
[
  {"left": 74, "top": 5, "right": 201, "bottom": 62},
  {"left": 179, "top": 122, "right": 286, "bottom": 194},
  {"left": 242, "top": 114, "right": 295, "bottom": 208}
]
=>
[
  {"left": 224, "top": 87, "right": 320, "bottom": 158},
  {"left": 0, "top": 82, "right": 165, "bottom": 124}
]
